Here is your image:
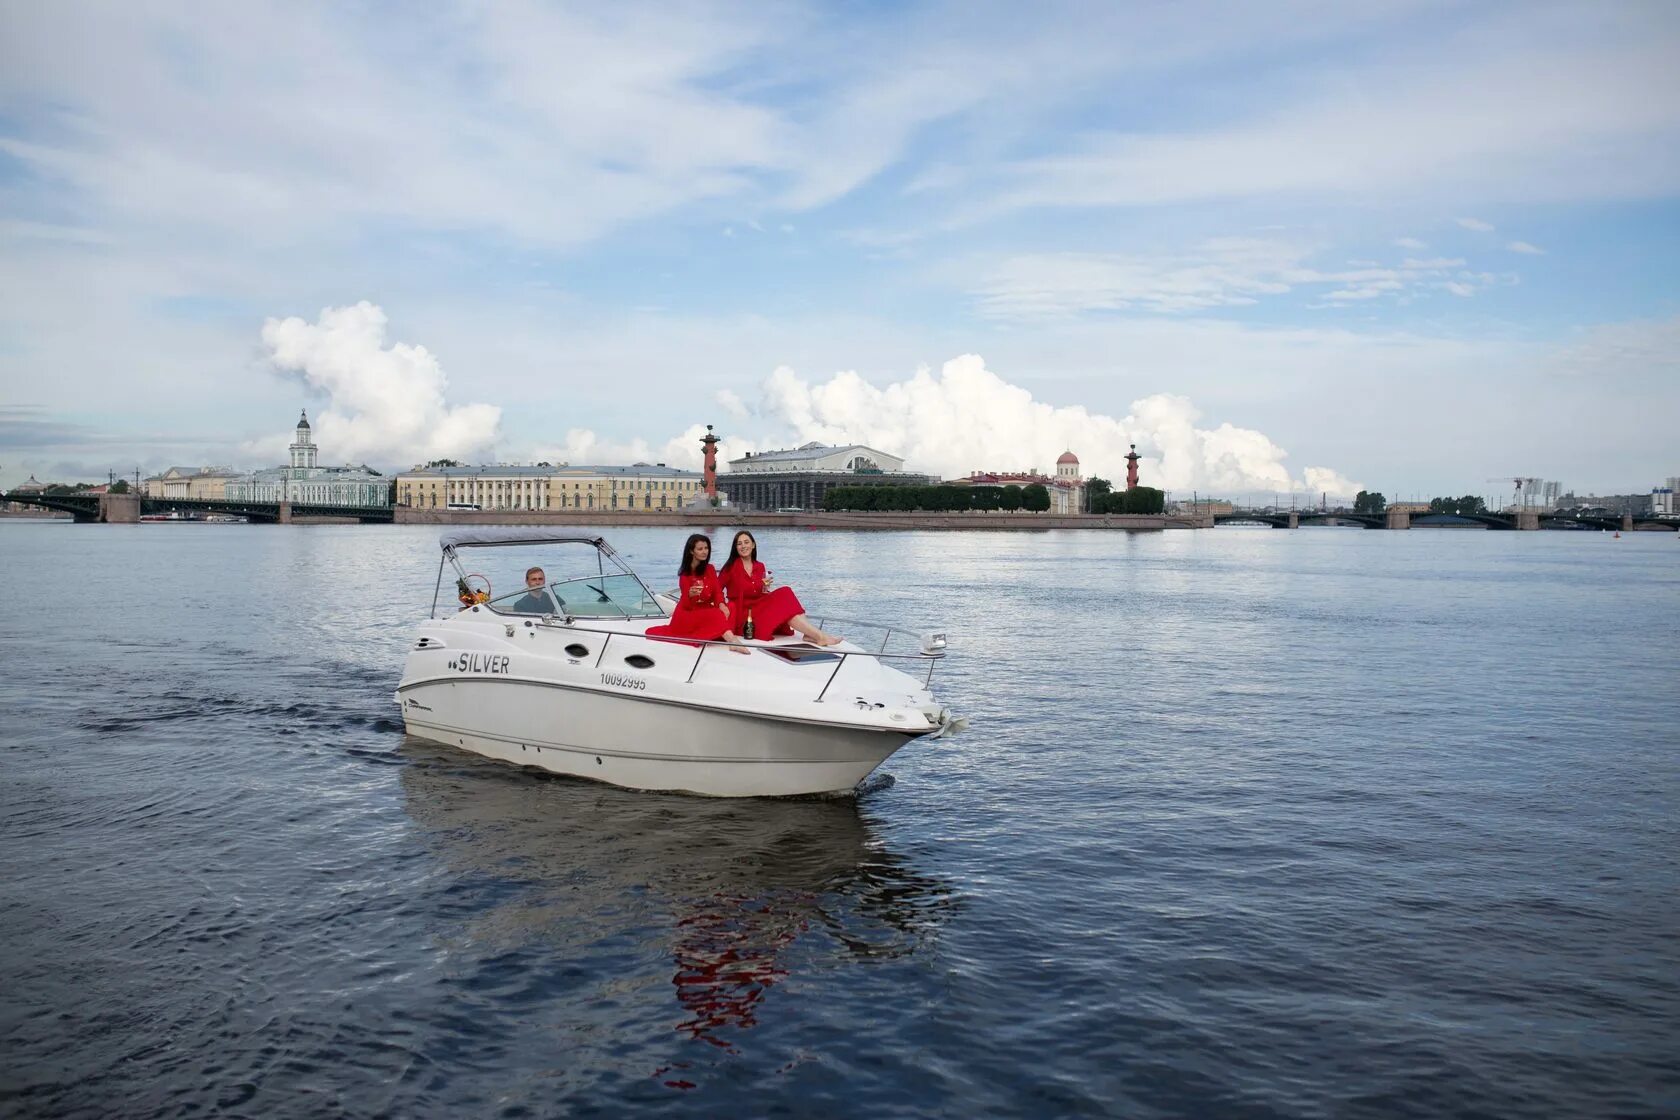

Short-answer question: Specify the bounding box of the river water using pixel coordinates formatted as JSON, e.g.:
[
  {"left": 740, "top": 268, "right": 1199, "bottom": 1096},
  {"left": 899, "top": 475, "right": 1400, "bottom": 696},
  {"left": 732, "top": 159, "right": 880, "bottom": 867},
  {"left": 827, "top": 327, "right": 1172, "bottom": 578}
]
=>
[{"left": 2, "top": 521, "right": 1676, "bottom": 1118}]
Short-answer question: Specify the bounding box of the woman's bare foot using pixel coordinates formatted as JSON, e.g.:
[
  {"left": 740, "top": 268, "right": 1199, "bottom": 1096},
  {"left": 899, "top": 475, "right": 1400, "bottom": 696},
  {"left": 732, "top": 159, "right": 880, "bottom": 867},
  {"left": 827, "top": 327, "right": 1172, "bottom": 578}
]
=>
[
  {"left": 790, "top": 614, "right": 843, "bottom": 647},
  {"left": 723, "top": 634, "right": 752, "bottom": 654}
]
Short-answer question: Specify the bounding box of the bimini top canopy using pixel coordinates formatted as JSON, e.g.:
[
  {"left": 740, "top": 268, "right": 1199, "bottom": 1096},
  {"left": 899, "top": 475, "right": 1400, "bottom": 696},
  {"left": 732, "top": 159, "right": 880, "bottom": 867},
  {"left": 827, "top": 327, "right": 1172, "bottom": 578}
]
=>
[{"left": 439, "top": 528, "right": 607, "bottom": 552}]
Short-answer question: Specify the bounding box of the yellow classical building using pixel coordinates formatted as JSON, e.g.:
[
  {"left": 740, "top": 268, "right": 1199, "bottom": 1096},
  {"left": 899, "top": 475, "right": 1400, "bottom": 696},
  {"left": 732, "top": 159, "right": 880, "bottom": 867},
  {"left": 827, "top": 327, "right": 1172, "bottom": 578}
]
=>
[
  {"left": 142, "top": 466, "right": 241, "bottom": 500},
  {"left": 396, "top": 463, "right": 706, "bottom": 511}
]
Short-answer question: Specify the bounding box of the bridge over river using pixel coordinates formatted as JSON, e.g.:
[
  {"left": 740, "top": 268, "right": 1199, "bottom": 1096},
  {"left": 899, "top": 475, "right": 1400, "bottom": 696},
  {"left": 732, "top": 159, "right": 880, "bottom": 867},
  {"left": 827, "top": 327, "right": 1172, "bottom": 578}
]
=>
[
  {"left": 1214, "top": 508, "right": 1678, "bottom": 532},
  {"left": 3, "top": 491, "right": 394, "bottom": 524},
  {"left": 11, "top": 490, "right": 1676, "bottom": 533}
]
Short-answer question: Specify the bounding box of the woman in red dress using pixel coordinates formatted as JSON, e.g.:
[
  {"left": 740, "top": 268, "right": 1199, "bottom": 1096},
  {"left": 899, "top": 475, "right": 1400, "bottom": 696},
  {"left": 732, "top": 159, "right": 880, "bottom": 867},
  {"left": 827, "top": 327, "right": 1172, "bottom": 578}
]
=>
[
  {"left": 718, "top": 530, "right": 843, "bottom": 646},
  {"left": 647, "top": 534, "right": 748, "bottom": 651}
]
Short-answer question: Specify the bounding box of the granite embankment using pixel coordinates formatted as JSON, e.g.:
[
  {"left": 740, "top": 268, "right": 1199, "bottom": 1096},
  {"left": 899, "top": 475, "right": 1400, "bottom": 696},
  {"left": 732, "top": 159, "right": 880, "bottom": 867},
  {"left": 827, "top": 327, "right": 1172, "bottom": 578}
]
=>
[{"left": 393, "top": 508, "right": 1209, "bottom": 530}]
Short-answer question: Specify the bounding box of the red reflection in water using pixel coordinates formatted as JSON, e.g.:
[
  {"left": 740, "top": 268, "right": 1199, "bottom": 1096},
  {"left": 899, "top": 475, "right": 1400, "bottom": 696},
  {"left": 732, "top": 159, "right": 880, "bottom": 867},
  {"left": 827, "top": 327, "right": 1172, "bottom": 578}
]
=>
[{"left": 669, "top": 894, "right": 811, "bottom": 1055}]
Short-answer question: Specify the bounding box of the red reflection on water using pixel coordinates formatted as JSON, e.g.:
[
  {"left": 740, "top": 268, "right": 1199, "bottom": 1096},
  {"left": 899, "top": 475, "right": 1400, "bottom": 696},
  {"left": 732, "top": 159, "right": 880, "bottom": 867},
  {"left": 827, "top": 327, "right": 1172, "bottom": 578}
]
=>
[{"left": 669, "top": 894, "right": 811, "bottom": 1055}]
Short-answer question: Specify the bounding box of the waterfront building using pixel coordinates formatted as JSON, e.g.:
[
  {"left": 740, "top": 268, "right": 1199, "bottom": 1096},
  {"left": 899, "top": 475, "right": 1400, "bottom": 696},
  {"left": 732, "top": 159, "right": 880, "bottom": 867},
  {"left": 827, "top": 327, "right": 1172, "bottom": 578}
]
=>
[
  {"left": 957, "top": 451, "right": 1087, "bottom": 514},
  {"left": 2, "top": 474, "right": 49, "bottom": 513},
  {"left": 1651, "top": 487, "right": 1675, "bottom": 516},
  {"left": 224, "top": 411, "right": 389, "bottom": 507},
  {"left": 144, "top": 466, "right": 241, "bottom": 500},
  {"left": 1557, "top": 493, "right": 1654, "bottom": 516},
  {"left": 1169, "top": 498, "right": 1235, "bottom": 515},
  {"left": 730, "top": 442, "right": 906, "bottom": 475},
  {"left": 396, "top": 462, "right": 705, "bottom": 511},
  {"left": 721, "top": 441, "right": 936, "bottom": 511},
  {"left": 193, "top": 471, "right": 239, "bottom": 500}
]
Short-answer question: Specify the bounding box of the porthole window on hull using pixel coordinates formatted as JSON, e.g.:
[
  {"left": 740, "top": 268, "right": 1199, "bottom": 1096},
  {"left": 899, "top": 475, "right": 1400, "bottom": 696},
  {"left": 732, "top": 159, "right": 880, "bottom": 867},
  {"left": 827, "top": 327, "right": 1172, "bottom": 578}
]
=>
[
  {"left": 565, "top": 643, "right": 590, "bottom": 658},
  {"left": 624, "top": 654, "right": 655, "bottom": 669}
]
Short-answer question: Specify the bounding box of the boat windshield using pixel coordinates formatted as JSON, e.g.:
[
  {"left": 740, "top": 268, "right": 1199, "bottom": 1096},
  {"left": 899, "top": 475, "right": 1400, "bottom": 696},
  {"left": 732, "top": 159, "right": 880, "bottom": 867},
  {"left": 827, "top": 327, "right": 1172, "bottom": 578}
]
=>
[
  {"left": 431, "top": 533, "right": 666, "bottom": 620},
  {"left": 485, "top": 573, "right": 664, "bottom": 620}
]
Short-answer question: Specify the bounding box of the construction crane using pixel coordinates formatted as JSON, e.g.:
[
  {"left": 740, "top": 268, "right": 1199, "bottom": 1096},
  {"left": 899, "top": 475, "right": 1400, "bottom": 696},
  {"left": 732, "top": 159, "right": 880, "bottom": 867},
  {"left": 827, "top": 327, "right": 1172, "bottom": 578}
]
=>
[{"left": 1484, "top": 477, "right": 1551, "bottom": 510}]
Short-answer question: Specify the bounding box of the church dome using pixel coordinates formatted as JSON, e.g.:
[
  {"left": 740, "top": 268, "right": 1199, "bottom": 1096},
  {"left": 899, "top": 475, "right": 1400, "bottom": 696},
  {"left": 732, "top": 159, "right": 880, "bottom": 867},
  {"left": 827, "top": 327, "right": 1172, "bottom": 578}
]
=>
[
  {"left": 296, "top": 410, "right": 311, "bottom": 430},
  {"left": 1056, "top": 450, "right": 1079, "bottom": 465}
]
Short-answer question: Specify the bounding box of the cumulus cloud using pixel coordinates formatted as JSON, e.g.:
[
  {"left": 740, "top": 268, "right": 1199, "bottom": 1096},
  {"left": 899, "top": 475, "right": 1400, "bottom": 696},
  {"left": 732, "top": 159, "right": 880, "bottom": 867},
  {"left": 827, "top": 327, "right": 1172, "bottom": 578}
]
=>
[
  {"left": 1302, "top": 466, "right": 1363, "bottom": 497},
  {"left": 1506, "top": 240, "right": 1546, "bottom": 254},
  {"left": 1456, "top": 217, "right": 1495, "bottom": 232},
  {"left": 715, "top": 388, "right": 750, "bottom": 420},
  {"left": 256, "top": 302, "right": 500, "bottom": 466},
  {"left": 542, "top": 355, "right": 1361, "bottom": 497},
  {"left": 530, "top": 424, "right": 746, "bottom": 472},
  {"left": 1393, "top": 237, "right": 1428, "bottom": 249},
  {"left": 710, "top": 355, "right": 1361, "bottom": 498}
]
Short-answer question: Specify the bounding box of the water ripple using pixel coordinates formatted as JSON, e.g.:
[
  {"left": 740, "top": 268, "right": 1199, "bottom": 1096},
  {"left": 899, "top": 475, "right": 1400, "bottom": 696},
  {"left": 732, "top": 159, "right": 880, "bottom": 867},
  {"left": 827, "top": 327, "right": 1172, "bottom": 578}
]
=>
[{"left": 1, "top": 523, "right": 1676, "bottom": 1117}]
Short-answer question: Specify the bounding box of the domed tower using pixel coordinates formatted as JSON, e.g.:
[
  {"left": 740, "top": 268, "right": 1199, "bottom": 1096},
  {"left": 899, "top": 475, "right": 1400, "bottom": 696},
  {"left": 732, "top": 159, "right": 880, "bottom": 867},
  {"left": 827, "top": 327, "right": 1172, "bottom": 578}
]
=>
[
  {"left": 1056, "top": 450, "right": 1080, "bottom": 481},
  {"left": 289, "top": 410, "right": 318, "bottom": 472}
]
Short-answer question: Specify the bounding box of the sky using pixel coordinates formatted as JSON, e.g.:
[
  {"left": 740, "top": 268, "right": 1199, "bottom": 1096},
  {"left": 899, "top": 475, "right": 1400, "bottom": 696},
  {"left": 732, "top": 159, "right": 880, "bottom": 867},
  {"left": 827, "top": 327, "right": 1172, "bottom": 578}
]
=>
[{"left": 2, "top": 0, "right": 1677, "bottom": 500}]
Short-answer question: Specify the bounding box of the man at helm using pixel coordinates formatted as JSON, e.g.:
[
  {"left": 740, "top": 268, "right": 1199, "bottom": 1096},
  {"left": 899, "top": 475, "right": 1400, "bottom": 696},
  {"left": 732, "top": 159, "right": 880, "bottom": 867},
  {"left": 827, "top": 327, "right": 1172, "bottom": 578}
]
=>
[{"left": 511, "top": 566, "right": 558, "bottom": 614}]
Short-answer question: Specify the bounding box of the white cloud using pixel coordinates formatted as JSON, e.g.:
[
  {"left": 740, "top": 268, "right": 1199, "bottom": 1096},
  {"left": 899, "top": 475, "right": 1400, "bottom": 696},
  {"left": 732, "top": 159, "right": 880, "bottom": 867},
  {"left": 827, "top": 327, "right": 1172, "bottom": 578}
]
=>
[
  {"left": 528, "top": 423, "right": 736, "bottom": 472},
  {"left": 0, "top": 2, "right": 793, "bottom": 253},
  {"left": 968, "top": 26, "right": 1680, "bottom": 222},
  {"left": 1456, "top": 217, "right": 1496, "bottom": 232},
  {"left": 11, "top": 292, "right": 1676, "bottom": 496},
  {"left": 1506, "top": 240, "right": 1546, "bottom": 254},
  {"left": 1303, "top": 466, "right": 1363, "bottom": 498},
  {"left": 2, "top": 3, "right": 1674, "bottom": 501},
  {"left": 715, "top": 389, "right": 749, "bottom": 420},
  {"left": 11, "top": 0, "right": 1672, "bottom": 263},
  {"left": 1550, "top": 314, "right": 1680, "bottom": 382},
  {"left": 717, "top": 354, "right": 1362, "bottom": 497},
  {"left": 970, "top": 239, "right": 1486, "bottom": 320},
  {"left": 542, "top": 353, "right": 1366, "bottom": 498},
  {"left": 256, "top": 302, "right": 500, "bottom": 466},
  {"left": 0, "top": 220, "right": 112, "bottom": 246}
]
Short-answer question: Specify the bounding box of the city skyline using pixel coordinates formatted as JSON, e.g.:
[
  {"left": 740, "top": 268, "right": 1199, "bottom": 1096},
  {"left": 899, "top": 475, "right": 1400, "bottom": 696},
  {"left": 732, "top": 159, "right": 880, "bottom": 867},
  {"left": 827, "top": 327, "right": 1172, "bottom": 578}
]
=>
[
  {"left": 10, "top": 422, "right": 1669, "bottom": 513},
  {"left": 2, "top": 2, "right": 1678, "bottom": 495}
]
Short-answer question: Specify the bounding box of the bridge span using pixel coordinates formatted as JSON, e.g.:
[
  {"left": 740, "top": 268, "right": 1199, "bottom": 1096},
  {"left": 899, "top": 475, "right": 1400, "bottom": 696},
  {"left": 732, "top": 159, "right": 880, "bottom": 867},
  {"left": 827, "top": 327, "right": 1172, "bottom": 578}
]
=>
[
  {"left": 1213, "top": 508, "right": 1677, "bottom": 532},
  {"left": 3, "top": 491, "right": 394, "bottom": 524},
  {"left": 10, "top": 490, "right": 1675, "bottom": 533}
]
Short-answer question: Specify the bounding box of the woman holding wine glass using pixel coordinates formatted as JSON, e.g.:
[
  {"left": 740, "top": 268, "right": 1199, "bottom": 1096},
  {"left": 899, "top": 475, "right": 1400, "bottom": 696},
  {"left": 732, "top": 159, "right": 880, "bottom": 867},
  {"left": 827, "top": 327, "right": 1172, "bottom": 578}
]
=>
[
  {"left": 646, "top": 533, "right": 749, "bottom": 652},
  {"left": 718, "top": 530, "right": 843, "bottom": 646}
]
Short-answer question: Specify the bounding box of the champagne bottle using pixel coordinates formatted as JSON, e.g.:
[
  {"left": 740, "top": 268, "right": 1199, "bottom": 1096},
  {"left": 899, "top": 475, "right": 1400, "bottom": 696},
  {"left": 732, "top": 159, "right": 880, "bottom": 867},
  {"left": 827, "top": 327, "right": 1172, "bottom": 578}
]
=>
[{"left": 743, "top": 609, "right": 755, "bottom": 640}]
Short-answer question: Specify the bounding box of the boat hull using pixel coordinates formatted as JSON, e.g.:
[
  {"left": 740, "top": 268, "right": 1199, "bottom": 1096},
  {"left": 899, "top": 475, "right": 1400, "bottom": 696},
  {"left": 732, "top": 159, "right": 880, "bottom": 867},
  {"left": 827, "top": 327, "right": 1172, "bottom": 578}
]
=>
[{"left": 398, "top": 676, "right": 920, "bottom": 797}]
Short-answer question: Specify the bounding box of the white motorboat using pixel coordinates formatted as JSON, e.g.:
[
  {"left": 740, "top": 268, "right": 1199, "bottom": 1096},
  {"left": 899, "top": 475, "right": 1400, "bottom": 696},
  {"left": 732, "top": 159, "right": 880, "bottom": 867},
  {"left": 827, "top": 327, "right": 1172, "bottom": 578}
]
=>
[{"left": 395, "top": 530, "right": 964, "bottom": 797}]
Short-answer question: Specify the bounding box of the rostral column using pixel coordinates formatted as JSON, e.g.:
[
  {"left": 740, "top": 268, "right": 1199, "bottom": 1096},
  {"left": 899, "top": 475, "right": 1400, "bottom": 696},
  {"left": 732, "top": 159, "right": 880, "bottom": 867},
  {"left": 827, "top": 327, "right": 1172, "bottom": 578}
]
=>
[
  {"left": 1125, "top": 443, "right": 1141, "bottom": 490},
  {"left": 701, "top": 425, "right": 720, "bottom": 501}
]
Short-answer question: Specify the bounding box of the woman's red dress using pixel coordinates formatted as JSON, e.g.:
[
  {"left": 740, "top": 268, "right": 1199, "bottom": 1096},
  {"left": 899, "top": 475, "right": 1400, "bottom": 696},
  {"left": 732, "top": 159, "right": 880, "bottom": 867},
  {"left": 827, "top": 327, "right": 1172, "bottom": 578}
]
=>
[
  {"left": 721, "top": 559, "right": 804, "bottom": 638},
  {"left": 646, "top": 566, "right": 733, "bottom": 643}
]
